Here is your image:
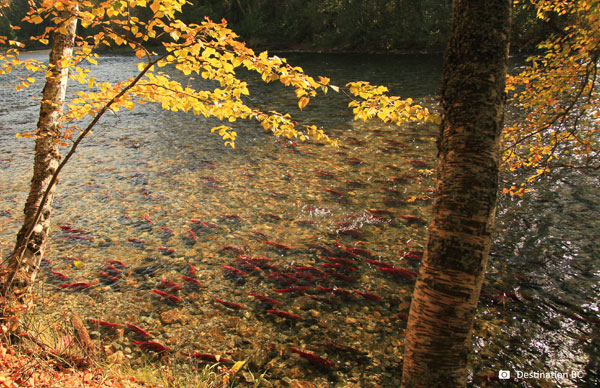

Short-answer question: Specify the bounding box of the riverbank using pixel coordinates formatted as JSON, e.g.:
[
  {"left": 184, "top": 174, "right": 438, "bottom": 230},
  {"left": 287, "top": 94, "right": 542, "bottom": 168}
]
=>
[
  {"left": 0, "top": 340, "right": 150, "bottom": 388},
  {"left": 0, "top": 334, "right": 247, "bottom": 388}
]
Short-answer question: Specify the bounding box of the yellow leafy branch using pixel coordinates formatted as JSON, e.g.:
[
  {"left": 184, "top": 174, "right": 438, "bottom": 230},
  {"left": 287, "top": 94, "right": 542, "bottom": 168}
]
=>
[
  {"left": 503, "top": 0, "right": 600, "bottom": 185},
  {"left": 346, "top": 81, "right": 439, "bottom": 125},
  {"left": 5, "top": 0, "right": 433, "bottom": 150},
  {"left": 501, "top": 0, "right": 600, "bottom": 194}
]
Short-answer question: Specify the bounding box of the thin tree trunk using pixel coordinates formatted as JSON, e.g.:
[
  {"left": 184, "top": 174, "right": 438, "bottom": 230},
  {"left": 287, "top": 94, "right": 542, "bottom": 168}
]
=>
[
  {"left": 1, "top": 11, "right": 77, "bottom": 301},
  {"left": 401, "top": 1, "right": 511, "bottom": 387}
]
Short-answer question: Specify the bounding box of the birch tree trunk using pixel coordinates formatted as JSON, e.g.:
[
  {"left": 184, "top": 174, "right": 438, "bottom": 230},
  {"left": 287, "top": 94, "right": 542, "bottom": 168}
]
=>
[
  {"left": 1, "top": 12, "right": 77, "bottom": 301},
  {"left": 401, "top": 1, "right": 511, "bottom": 386}
]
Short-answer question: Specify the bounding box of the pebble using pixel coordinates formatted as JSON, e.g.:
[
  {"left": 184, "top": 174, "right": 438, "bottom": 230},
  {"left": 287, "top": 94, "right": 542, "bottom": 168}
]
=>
[
  {"left": 106, "top": 350, "right": 128, "bottom": 365},
  {"left": 89, "top": 330, "right": 101, "bottom": 339},
  {"left": 160, "top": 308, "right": 183, "bottom": 324},
  {"left": 289, "top": 381, "right": 318, "bottom": 388},
  {"left": 366, "top": 321, "right": 377, "bottom": 332}
]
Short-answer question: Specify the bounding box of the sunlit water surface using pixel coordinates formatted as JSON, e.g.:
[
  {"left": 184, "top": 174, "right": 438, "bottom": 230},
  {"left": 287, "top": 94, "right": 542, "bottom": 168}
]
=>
[{"left": 0, "top": 51, "right": 598, "bottom": 387}]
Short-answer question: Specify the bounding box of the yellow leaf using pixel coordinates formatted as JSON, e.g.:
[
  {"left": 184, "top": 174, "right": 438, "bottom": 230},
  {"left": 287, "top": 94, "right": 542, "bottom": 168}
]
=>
[
  {"left": 30, "top": 15, "right": 44, "bottom": 24},
  {"left": 298, "top": 96, "right": 309, "bottom": 110},
  {"left": 73, "top": 261, "right": 83, "bottom": 269},
  {"left": 231, "top": 360, "right": 246, "bottom": 373},
  {"left": 150, "top": 0, "right": 161, "bottom": 14}
]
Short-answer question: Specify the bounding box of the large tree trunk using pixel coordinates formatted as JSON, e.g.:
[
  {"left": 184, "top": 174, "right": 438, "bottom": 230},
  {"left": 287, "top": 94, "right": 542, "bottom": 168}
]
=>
[
  {"left": 1, "top": 12, "right": 77, "bottom": 301},
  {"left": 401, "top": 1, "right": 511, "bottom": 387}
]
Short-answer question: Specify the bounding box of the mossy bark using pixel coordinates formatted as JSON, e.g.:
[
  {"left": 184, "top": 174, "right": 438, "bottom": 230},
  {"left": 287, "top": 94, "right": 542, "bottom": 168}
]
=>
[
  {"left": 2, "top": 13, "right": 77, "bottom": 301},
  {"left": 401, "top": 1, "right": 511, "bottom": 387}
]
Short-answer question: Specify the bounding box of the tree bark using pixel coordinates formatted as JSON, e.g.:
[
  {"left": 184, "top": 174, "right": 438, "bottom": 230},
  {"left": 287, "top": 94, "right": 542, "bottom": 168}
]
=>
[
  {"left": 401, "top": 1, "right": 511, "bottom": 387},
  {"left": 1, "top": 11, "right": 77, "bottom": 301}
]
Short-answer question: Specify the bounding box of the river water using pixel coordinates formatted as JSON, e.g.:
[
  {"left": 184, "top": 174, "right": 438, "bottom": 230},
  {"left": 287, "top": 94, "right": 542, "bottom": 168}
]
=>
[{"left": 0, "top": 51, "right": 598, "bottom": 387}]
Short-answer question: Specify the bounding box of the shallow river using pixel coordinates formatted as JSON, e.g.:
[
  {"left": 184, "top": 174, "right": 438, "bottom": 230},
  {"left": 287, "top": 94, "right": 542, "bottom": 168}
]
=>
[{"left": 0, "top": 51, "right": 598, "bottom": 387}]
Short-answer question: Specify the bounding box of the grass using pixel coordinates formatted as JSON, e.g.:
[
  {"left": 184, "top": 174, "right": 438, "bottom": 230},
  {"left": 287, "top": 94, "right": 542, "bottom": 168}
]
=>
[{"left": 1, "top": 304, "right": 270, "bottom": 388}]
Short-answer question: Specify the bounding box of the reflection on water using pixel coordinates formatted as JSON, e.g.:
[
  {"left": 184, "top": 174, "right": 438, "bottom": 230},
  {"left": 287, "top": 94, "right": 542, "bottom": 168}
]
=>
[{"left": 1, "top": 52, "right": 598, "bottom": 387}]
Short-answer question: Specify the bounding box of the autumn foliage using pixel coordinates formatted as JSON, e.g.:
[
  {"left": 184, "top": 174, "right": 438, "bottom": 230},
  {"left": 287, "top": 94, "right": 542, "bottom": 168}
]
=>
[
  {"left": 0, "top": 0, "right": 436, "bottom": 340},
  {"left": 2, "top": 1, "right": 597, "bottom": 197},
  {"left": 504, "top": 0, "right": 600, "bottom": 195},
  {"left": 0, "top": 0, "right": 435, "bottom": 151}
]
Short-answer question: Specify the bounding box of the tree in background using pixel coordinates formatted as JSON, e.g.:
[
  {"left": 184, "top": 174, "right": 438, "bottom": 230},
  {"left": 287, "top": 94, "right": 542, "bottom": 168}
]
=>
[
  {"left": 0, "top": 1, "right": 15, "bottom": 41},
  {"left": 0, "top": 0, "right": 49, "bottom": 45},
  {"left": 402, "top": 0, "right": 511, "bottom": 386},
  {"left": 1, "top": 1, "right": 567, "bottom": 53},
  {"left": 178, "top": 0, "right": 452, "bottom": 51}
]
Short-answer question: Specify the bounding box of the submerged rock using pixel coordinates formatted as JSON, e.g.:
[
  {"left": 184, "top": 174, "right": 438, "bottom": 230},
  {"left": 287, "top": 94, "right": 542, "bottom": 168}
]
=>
[{"left": 160, "top": 308, "right": 184, "bottom": 325}]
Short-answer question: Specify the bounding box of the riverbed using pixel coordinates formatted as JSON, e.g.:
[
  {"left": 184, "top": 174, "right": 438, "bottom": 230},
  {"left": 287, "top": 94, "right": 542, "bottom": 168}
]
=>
[{"left": 1, "top": 51, "right": 598, "bottom": 387}]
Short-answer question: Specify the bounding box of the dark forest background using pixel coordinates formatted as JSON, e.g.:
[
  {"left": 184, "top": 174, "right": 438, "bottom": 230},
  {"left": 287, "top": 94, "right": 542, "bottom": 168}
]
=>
[{"left": 1, "top": 0, "right": 564, "bottom": 52}]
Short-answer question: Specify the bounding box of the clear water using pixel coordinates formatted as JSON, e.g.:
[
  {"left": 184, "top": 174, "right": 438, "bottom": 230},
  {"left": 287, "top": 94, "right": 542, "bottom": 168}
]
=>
[{"left": 0, "top": 51, "right": 598, "bottom": 387}]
